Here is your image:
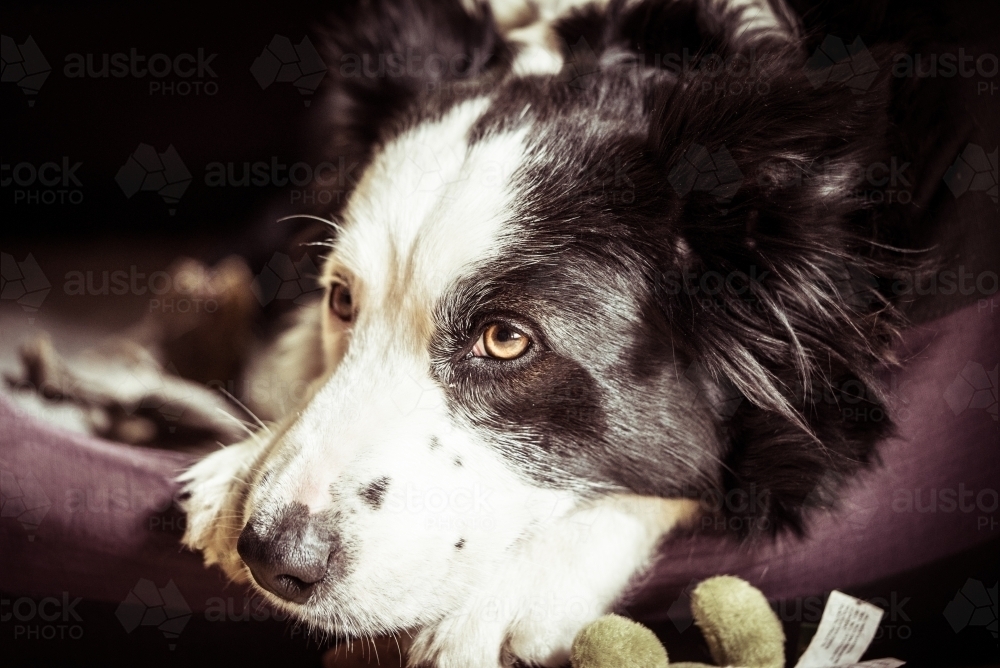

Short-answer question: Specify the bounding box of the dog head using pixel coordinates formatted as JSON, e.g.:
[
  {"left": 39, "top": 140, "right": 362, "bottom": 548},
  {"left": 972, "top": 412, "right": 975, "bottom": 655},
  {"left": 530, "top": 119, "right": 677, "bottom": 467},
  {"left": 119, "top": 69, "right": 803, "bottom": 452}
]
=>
[{"left": 191, "top": 0, "right": 901, "bottom": 642}]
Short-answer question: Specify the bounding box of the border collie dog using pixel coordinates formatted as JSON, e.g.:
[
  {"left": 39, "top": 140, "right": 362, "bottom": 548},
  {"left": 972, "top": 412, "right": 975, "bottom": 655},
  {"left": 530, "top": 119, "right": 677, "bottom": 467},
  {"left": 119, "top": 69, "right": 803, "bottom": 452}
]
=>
[{"left": 182, "top": 0, "right": 903, "bottom": 664}]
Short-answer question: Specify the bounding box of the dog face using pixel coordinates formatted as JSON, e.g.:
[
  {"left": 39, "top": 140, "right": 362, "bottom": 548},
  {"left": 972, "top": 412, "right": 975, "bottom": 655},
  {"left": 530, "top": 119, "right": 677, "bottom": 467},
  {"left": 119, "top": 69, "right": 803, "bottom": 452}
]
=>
[
  {"left": 234, "top": 92, "right": 729, "bottom": 634},
  {"left": 184, "top": 0, "right": 902, "bottom": 661},
  {"left": 236, "top": 100, "right": 589, "bottom": 633}
]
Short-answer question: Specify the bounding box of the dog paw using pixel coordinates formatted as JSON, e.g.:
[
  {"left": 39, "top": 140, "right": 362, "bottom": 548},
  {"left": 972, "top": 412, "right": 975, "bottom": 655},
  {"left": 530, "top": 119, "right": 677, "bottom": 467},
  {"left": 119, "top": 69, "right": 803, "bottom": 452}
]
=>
[
  {"left": 179, "top": 438, "right": 262, "bottom": 580},
  {"left": 504, "top": 620, "right": 580, "bottom": 668}
]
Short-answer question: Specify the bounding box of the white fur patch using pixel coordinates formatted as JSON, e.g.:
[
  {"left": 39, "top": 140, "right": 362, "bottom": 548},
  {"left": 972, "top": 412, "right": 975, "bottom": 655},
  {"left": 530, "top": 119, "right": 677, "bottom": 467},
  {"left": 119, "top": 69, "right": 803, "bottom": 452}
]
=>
[
  {"left": 180, "top": 20, "right": 714, "bottom": 667},
  {"left": 334, "top": 97, "right": 528, "bottom": 312}
]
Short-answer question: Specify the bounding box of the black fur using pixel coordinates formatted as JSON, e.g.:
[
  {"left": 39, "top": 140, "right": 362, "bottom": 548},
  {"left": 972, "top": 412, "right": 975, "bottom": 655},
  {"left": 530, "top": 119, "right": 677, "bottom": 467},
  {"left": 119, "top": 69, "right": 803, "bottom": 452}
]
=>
[
  {"left": 360, "top": 476, "right": 391, "bottom": 509},
  {"left": 647, "top": 48, "right": 904, "bottom": 534},
  {"left": 311, "top": 0, "right": 511, "bottom": 181},
  {"left": 318, "top": 0, "right": 911, "bottom": 537}
]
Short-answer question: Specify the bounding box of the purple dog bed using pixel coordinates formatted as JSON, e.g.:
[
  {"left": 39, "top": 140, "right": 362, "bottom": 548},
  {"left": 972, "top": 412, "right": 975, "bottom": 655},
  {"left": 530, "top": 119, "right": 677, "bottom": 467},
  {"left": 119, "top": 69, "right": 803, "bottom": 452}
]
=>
[{"left": 2, "top": 300, "right": 997, "bottom": 664}]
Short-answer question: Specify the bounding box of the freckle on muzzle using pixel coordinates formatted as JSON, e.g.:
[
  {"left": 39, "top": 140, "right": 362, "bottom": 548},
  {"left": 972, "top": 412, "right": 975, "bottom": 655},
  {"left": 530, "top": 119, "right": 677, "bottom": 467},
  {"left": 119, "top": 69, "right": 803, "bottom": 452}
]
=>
[{"left": 237, "top": 502, "right": 337, "bottom": 605}]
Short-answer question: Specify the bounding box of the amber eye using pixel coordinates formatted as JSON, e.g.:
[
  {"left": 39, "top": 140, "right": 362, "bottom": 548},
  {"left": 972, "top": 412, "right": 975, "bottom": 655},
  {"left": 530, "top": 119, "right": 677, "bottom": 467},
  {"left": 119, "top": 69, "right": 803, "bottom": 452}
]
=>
[
  {"left": 329, "top": 283, "right": 353, "bottom": 322},
  {"left": 472, "top": 323, "right": 531, "bottom": 360}
]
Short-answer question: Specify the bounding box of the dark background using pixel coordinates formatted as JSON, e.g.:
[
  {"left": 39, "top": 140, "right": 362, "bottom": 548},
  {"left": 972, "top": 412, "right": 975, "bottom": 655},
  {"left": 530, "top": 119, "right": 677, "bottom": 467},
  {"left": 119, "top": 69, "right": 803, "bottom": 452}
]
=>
[
  {"left": 2, "top": 0, "right": 344, "bottom": 330},
  {"left": 2, "top": 0, "right": 330, "bottom": 241},
  {"left": 3, "top": 0, "right": 998, "bottom": 323},
  {"left": 2, "top": 0, "right": 998, "bottom": 666}
]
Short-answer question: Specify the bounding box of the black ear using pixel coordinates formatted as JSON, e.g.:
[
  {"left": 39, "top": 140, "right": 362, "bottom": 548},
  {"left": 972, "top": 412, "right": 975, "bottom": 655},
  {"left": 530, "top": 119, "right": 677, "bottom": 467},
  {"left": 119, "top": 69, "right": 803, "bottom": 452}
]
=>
[
  {"left": 317, "top": 0, "right": 510, "bottom": 161},
  {"left": 552, "top": 0, "right": 802, "bottom": 74},
  {"left": 649, "top": 50, "right": 904, "bottom": 536}
]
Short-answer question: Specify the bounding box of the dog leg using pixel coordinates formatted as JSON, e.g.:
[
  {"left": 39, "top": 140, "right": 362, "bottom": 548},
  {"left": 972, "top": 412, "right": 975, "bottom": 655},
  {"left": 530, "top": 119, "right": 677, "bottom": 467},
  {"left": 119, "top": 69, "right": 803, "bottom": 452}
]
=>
[
  {"left": 5, "top": 332, "right": 245, "bottom": 445},
  {"left": 409, "top": 496, "right": 697, "bottom": 668},
  {"left": 4, "top": 255, "right": 258, "bottom": 445}
]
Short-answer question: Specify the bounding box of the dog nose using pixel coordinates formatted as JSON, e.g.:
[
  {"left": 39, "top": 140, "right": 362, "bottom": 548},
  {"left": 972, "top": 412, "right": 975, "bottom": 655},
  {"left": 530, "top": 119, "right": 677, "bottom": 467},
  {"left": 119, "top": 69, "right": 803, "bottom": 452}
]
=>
[{"left": 237, "top": 503, "right": 333, "bottom": 604}]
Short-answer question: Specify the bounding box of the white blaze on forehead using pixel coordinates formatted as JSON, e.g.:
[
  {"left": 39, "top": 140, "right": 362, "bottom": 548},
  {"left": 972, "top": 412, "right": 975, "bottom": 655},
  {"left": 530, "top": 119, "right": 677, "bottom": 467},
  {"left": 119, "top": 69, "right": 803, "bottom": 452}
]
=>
[
  {"left": 334, "top": 97, "right": 529, "bottom": 313},
  {"left": 273, "top": 97, "right": 532, "bottom": 510}
]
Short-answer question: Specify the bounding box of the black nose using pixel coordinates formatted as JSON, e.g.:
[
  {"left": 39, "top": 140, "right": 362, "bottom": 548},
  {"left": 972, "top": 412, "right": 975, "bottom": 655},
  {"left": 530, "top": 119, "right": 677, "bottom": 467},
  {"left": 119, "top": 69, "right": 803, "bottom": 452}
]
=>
[{"left": 237, "top": 503, "right": 333, "bottom": 604}]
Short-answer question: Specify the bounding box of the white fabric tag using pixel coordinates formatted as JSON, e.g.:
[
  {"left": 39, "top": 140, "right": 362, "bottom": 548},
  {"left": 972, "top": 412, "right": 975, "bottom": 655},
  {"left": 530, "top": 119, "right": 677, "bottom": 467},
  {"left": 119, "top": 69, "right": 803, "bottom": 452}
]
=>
[{"left": 794, "top": 590, "right": 891, "bottom": 668}]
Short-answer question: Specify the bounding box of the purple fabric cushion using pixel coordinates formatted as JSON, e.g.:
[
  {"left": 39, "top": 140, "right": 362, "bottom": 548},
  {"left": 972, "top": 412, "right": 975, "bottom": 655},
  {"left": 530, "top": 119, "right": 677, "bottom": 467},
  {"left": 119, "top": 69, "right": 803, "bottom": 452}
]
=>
[
  {"left": 0, "top": 405, "right": 227, "bottom": 608},
  {"left": 1, "top": 301, "right": 997, "bottom": 616}
]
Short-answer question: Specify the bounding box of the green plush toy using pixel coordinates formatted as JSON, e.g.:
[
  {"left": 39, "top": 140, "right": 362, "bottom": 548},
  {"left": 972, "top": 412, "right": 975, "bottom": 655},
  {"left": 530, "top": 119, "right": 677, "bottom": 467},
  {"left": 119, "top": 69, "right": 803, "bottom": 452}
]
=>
[{"left": 571, "top": 576, "right": 785, "bottom": 668}]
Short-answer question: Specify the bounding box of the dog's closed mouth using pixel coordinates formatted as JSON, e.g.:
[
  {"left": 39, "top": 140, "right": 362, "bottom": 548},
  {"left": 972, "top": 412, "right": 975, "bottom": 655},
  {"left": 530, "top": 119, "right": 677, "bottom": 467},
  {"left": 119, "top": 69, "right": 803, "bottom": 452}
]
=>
[{"left": 176, "top": 0, "right": 914, "bottom": 665}]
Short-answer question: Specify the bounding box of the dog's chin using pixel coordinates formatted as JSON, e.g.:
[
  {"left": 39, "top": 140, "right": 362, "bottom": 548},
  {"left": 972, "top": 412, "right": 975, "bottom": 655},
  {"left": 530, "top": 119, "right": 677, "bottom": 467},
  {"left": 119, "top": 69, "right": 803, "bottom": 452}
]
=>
[
  {"left": 270, "top": 595, "right": 422, "bottom": 642},
  {"left": 240, "top": 570, "right": 436, "bottom": 639}
]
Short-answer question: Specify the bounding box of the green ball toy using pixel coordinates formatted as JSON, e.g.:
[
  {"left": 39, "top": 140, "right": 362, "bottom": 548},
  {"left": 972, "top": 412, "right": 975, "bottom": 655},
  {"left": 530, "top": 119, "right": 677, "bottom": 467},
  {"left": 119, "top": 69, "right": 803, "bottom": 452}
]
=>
[
  {"left": 572, "top": 614, "right": 669, "bottom": 668},
  {"left": 571, "top": 575, "right": 786, "bottom": 668}
]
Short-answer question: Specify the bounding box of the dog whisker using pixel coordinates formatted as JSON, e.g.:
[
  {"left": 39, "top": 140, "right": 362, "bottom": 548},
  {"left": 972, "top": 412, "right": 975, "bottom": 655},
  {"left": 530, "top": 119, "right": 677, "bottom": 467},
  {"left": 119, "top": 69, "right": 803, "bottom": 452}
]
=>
[
  {"left": 214, "top": 387, "right": 272, "bottom": 436},
  {"left": 276, "top": 213, "right": 344, "bottom": 234}
]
